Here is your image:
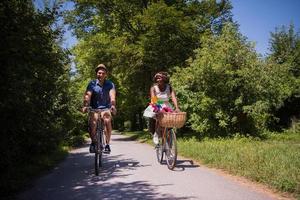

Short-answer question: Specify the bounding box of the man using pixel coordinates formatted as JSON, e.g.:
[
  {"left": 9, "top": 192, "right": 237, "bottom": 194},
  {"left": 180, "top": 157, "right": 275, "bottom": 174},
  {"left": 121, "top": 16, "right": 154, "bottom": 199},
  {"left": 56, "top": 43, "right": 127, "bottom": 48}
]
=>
[{"left": 82, "top": 64, "right": 117, "bottom": 153}]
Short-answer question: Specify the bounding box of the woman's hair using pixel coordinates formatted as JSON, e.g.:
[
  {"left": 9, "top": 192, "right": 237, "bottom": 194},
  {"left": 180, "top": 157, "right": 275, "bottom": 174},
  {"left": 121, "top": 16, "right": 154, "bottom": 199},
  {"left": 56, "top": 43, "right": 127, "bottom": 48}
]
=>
[{"left": 153, "top": 71, "right": 170, "bottom": 83}]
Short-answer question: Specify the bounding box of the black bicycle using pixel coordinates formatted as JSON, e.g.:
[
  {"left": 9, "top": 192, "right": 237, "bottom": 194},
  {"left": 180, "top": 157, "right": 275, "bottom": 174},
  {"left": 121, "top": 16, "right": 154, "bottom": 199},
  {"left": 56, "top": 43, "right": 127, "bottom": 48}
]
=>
[{"left": 88, "top": 108, "right": 108, "bottom": 176}]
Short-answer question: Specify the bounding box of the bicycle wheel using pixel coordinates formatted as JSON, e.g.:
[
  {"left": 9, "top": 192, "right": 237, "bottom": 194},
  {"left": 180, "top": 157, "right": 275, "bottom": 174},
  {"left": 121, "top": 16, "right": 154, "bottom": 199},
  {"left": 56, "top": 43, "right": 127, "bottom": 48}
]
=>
[
  {"left": 165, "top": 128, "right": 177, "bottom": 170},
  {"left": 156, "top": 134, "right": 163, "bottom": 163},
  {"left": 95, "top": 122, "right": 103, "bottom": 176},
  {"left": 98, "top": 131, "right": 103, "bottom": 168},
  {"left": 95, "top": 152, "right": 101, "bottom": 176}
]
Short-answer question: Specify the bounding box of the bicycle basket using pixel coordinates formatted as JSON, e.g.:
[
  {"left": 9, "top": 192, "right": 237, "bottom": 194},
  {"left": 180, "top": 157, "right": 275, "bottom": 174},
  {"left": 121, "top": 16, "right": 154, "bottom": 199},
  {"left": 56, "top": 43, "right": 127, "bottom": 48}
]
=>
[{"left": 158, "top": 112, "right": 187, "bottom": 128}]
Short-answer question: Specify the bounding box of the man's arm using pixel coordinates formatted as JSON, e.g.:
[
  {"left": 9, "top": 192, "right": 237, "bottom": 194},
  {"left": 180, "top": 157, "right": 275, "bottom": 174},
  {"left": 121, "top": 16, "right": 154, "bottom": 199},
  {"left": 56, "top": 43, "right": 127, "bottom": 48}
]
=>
[
  {"left": 82, "top": 91, "right": 92, "bottom": 113},
  {"left": 109, "top": 88, "right": 117, "bottom": 114}
]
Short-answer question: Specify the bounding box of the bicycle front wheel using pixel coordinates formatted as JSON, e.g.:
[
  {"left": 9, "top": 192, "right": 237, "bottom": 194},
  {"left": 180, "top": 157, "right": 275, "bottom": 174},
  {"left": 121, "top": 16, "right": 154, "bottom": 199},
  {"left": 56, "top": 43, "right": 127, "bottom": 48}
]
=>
[
  {"left": 95, "top": 151, "right": 101, "bottom": 176},
  {"left": 156, "top": 135, "right": 163, "bottom": 163},
  {"left": 95, "top": 125, "right": 103, "bottom": 176},
  {"left": 165, "top": 128, "right": 177, "bottom": 170}
]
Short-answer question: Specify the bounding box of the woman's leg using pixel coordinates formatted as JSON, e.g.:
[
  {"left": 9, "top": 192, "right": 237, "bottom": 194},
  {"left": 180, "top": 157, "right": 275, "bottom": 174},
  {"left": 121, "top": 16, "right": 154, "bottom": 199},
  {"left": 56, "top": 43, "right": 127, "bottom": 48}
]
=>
[{"left": 149, "top": 118, "right": 156, "bottom": 135}]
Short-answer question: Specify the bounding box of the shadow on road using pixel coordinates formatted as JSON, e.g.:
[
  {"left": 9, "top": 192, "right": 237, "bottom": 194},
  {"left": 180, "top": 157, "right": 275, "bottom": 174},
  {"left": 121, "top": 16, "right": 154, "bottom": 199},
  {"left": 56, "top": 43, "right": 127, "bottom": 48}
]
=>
[
  {"left": 158, "top": 159, "right": 199, "bottom": 172},
  {"left": 19, "top": 146, "right": 194, "bottom": 200},
  {"left": 174, "top": 159, "right": 200, "bottom": 171}
]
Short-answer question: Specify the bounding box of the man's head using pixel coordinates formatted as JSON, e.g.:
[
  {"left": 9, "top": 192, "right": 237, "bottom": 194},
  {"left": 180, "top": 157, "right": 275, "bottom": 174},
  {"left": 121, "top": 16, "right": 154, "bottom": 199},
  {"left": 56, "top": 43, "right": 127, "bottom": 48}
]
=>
[
  {"left": 95, "top": 63, "right": 107, "bottom": 73},
  {"left": 95, "top": 64, "right": 108, "bottom": 82}
]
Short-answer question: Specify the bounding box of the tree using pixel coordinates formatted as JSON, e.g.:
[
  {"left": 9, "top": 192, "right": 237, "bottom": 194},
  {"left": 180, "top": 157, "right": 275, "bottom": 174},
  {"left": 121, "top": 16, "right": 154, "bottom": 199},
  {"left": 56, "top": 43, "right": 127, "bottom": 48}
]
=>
[
  {"left": 269, "top": 24, "right": 300, "bottom": 77},
  {"left": 171, "top": 23, "right": 292, "bottom": 137},
  {"left": 0, "top": 0, "right": 71, "bottom": 195},
  {"left": 268, "top": 24, "right": 300, "bottom": 129},
  {"left": 64, "top": 0, "right": 233, "bottom": 130}
]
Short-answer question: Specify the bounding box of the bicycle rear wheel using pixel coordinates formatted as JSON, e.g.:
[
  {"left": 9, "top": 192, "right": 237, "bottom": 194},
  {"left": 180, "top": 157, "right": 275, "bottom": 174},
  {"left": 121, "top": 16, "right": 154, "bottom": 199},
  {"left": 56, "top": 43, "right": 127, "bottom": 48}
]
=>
[{"left": 165, "top": 128, "right": 177, "bottom": 170}]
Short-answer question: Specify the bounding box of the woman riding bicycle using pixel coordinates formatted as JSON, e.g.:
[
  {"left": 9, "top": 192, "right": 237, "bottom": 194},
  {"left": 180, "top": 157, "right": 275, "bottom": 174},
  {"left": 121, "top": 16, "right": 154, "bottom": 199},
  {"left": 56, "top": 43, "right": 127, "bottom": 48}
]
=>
[{"left": 144, "top": 71, "right": 180, "bottom": 144}]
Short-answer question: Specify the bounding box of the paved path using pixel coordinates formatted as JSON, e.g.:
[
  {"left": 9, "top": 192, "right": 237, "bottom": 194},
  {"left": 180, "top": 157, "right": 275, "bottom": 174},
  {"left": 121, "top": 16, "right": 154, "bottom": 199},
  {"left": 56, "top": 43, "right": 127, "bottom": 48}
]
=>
[{"left": 18, "top": 132, "right": 284, "bottom": 200}]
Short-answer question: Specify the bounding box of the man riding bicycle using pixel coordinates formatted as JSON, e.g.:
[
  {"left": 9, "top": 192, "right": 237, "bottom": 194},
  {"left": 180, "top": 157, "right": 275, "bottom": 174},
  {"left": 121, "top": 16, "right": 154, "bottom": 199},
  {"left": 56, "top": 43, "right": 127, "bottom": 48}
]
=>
[{"left": 82, "top": 64, "right": 117, "bottom": 153}]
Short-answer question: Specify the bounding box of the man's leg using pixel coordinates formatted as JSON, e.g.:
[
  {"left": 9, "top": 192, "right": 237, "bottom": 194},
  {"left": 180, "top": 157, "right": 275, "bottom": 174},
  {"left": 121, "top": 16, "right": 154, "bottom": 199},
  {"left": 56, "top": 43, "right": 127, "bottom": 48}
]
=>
[
  {"left": 89, "top": 112, "right": 99, "bottom": 152},
  {"left": 102, "top": 111, "right": 112, "bottom": 152}
]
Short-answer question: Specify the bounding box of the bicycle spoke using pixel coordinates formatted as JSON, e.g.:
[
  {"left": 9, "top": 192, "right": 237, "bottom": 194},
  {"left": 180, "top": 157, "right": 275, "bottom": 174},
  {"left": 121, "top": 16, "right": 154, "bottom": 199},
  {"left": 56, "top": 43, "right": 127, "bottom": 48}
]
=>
[
  {"left": 95, "top": 152, "right": 100, "bottom": 175},
  {"left": 95, "top": 121, "right": 104, "bottom": 176},
  {"left": 165, "top": 129, "right": 177, "bottom": 170}
]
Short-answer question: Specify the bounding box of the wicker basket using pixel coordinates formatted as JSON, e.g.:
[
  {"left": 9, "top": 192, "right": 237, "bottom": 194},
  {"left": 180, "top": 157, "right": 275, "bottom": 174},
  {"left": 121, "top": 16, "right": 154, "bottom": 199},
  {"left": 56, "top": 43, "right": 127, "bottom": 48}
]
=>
[{"left": 158, "top": 112, "right": 187, "bottom": 128}]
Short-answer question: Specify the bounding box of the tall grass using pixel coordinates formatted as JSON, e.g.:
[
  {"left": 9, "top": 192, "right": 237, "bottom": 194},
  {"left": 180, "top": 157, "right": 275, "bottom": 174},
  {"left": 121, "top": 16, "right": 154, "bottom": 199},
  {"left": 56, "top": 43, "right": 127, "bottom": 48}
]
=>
[{"left": 178, "top": 132, "right": 300, "bottom": 197}]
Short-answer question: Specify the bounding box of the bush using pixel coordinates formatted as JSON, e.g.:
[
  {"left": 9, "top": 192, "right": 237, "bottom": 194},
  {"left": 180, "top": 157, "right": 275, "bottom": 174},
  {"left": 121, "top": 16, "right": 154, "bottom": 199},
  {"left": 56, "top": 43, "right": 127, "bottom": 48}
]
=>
[
  {"left": 124, "top": 121, "right": 132, "bottom": 131},
  {"left": 172, "top": 23, "right": 292, "bottom": 137}
]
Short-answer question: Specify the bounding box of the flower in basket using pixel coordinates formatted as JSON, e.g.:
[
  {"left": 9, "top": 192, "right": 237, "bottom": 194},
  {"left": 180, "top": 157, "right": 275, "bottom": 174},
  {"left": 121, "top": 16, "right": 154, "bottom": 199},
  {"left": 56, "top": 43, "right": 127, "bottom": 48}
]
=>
[
  {"left": 151, "top": 103, "right": 161, "bottom": 112},
  {"left": 162, "top": 107, "right": 173, "bottom": 112}
]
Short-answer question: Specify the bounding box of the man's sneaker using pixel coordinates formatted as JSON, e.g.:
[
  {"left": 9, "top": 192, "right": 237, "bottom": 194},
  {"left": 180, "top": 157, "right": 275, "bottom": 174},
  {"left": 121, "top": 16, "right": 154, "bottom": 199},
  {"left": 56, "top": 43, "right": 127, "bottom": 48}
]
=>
[
  {"left": 104, "top": 144, "right": 111, "bottom": 153},
  {"left": 153, "top": 132, "right": 159, "bottom": 145},
  {"left": 89, "top": 143, "right": 96, "bottom": 153}
]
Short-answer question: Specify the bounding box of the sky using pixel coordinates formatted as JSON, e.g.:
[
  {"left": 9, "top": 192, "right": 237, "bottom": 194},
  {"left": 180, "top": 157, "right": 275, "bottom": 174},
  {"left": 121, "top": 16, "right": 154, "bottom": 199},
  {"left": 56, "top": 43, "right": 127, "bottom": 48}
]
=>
[
  {"left": 61, "top": 0, "right": 300, "bottom": 56},
  {"left": 231, "top": 0, "right": 300, "bottom": 56}
]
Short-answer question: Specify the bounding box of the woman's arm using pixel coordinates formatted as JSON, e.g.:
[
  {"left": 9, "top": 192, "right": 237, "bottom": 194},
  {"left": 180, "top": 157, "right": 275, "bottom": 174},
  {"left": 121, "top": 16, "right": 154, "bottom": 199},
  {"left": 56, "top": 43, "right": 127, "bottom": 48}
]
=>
[
  {"left": 170, "top": 89, "right": 180, "bottom": 112},
  {"left": 150, "top": 86, "right": 156, "bottom": 99}
]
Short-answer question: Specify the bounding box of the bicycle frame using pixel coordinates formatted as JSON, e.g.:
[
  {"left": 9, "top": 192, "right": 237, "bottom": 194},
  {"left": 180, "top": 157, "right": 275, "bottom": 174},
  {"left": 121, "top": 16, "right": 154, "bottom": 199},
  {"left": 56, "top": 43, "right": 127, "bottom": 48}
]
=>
[{"left": 88, "top": 108, "right": 109, "bottom": 176}]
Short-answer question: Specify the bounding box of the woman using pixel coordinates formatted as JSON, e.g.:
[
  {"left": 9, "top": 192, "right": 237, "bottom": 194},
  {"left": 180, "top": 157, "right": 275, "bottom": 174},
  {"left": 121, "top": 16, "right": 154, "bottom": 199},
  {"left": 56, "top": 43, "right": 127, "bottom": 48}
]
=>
[{"left": 146, "top": 71, "right": 180, "bottom": 144}]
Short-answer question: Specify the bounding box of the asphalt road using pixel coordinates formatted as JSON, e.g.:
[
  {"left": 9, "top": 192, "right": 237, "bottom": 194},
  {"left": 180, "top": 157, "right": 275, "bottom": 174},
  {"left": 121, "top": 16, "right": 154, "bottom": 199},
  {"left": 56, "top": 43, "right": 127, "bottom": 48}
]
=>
[{"left": 18, "top": 132, "right": 286, "bottom": 200}]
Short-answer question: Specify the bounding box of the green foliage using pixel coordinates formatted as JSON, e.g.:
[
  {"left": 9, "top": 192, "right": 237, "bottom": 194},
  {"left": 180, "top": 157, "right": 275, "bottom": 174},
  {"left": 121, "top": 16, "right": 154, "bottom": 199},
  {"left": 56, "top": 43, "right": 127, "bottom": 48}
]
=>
[
  {"left": 65, "top": 0, "right": 233, "bottom": 130},
  {"left": 269, "top": 24, "right": 300, "bottom": 77},
  {"left": 0, "top": 0, "right": 72, "bottom": 197},
  {"left": 268, "top": 24, "right": 300, "bottom": 129},
  {"left": 172, "top": 23, "right": 292, "bottom": 136},
  {"left": 124, "top": 121, "right": 132, "bottom": 131}
]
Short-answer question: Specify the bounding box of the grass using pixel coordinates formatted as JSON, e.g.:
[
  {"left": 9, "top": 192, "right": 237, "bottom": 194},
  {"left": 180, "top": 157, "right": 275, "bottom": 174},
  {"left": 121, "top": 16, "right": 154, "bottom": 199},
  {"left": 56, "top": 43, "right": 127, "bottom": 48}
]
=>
[{"left": 122, "top": 129, "right": 300, "bottom": 199}]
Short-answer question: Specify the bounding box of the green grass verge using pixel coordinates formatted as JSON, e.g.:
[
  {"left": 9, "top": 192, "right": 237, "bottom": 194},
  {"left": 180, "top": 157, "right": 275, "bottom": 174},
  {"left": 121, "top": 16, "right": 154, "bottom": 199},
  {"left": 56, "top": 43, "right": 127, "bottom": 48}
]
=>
[{"left": 122, "top": 130, "right": 300, "bottom": 198}]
